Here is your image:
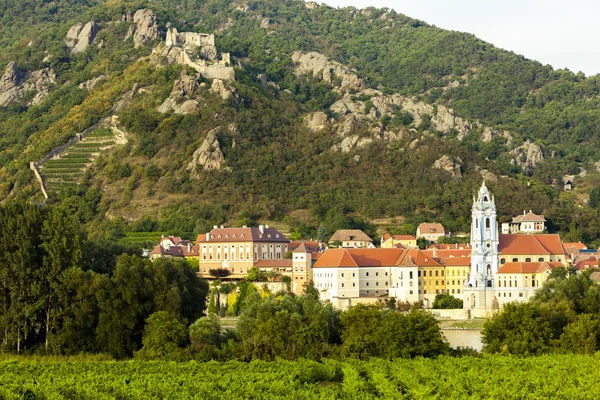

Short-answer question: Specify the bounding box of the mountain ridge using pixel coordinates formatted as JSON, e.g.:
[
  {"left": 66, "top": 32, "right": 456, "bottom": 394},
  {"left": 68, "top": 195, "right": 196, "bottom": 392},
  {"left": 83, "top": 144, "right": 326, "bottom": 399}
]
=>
[{"left": 0, "top": 0, "right": 599, "bottom": 244}]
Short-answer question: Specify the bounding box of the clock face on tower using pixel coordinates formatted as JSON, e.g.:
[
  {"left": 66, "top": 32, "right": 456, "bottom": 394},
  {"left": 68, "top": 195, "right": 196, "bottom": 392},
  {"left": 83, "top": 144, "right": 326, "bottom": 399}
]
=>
[{"left": 485, "top": 208, "right": 493, "bottom": 216}]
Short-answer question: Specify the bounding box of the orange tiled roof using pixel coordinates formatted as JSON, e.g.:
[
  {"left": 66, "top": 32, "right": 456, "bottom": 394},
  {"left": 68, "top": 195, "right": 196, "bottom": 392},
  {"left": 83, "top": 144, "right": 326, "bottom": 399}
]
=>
[
  {"left": 497, "top": 262, "right": 557, "bottom": 274},
  {"left": 499, "top": 234, "right": 566, "bottom": 256},
  {"left": 313, "top": 248, "right": 441, "bottom": 268},
  {"left": 563, "top": 242, "right": 587, "bottom": 251},
  {"left": 313, "top": 249, "right": 360, "bottom": 268},
  {"left": 396, "top": 248, "right": 441, "bottom": 267}
]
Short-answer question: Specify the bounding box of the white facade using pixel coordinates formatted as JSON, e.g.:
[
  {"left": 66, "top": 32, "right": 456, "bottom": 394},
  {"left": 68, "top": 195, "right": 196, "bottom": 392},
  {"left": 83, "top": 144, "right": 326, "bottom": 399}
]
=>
[
  {"left": 389, "top": 266, "right": 420, "bottom": 303},
  {"left": 313, "top": 267, "right": 393, "bottom": 301}
]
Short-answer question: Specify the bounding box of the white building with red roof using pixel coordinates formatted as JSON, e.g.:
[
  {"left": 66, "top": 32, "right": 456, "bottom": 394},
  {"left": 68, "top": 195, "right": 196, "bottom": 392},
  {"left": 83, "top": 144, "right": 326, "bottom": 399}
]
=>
[{"left": 501, "top": 210, "right": 546, "bottom": 234}]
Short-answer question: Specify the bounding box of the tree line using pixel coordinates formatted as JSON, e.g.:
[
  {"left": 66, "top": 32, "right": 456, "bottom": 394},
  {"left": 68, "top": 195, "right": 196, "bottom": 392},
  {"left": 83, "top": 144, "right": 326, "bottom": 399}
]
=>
[{"left": 0, "top": 201, "right": 207, "bottom": 357}]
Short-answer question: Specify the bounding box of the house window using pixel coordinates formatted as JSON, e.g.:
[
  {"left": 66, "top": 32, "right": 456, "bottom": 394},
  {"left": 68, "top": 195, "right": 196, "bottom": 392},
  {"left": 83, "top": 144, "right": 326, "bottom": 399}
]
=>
[
  {"left": 366, "top": 272, "right": 369, "bottom": 277},
  {"left": 341, "top": 283, "right": 345, "bottom": 287},
  {"left": 366, "top": 282, "right": 369, "bottom": 286},
  {"left": 376, "top": 272, "right": 379, "bottom": 277},
  {"left": 376, "top": 282, "right": 379, "bottom": 286},
  {"left": 500, "top": 258, "right": 506, "bottom": 264},
  {"left": 353, "top": 283, "right": 356, "bottom": 287},
  {"left": 512, "top": 258, "right": 518, "bottom": 262},
  {"left": 409, "top": 271, "right": 413, "bottom": 279},
  {"left": 352, "top": 273, "right": 355, "bottom": 277},
  {"left": 486, "top": 218, "right": 490, "bottom": 228},
  {"left": 341, "top": 273, "right": 344, "bottom": 278},
  {"left": 538, "top": 258, "right": 544, "bottom": 262},
  {"left": 525, "top": 258, "right": 531, "bottom": 262}
]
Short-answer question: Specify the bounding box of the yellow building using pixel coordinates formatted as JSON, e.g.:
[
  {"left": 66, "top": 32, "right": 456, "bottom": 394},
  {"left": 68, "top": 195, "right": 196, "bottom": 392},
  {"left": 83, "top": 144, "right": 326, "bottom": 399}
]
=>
[
  {"left": 198, "top": 225, "right": 289, "bottom": 279},
  {"left": 381, "top": 232, "right": 417, "bottom": 249},
  {"left": 494, "top": 261, "right": 564, "bottom": 306},
  {"left": 424, "top": 248, "right": 471, "bottom": 299}
]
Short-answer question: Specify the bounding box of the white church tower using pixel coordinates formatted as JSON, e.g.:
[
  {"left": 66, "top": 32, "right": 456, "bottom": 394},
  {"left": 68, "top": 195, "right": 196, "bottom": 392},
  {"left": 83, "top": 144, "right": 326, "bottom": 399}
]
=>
[{"left": 464, "top": 181, "right": 499, "bottom": 309}]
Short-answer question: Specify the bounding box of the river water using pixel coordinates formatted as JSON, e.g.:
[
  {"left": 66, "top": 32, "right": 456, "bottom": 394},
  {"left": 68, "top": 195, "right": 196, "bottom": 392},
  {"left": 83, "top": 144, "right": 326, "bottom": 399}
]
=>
[{"left": 440, "top": 329, "right": 483, "bottom": 351}]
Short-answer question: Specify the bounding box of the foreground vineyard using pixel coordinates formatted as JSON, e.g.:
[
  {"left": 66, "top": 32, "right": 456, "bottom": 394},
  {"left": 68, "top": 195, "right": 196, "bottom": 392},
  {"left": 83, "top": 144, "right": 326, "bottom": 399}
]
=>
[{"left": 1, "top": 355, "right": 599, "bottom": 399}]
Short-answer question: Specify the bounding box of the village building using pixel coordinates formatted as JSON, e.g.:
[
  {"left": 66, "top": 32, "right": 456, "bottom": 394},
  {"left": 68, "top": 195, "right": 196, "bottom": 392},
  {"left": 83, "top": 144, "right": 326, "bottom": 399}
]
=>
[
  {"left": 149, "top": 235, "right": 199, "bottom": 260},
  {"left": 501, "top": 210, "right": 546, "bottom": 234},
  {"left": 416, "top": 223, "right": 446, "bottom": 243},
  {"left": 380, "top": 232, "right": 417, "bottom": 249},
  {"left": 328, "top": 229, "right": 374, "bottom": 248},
  {"left": 198, "top": 225, "right": 290, "bottom": 279}
]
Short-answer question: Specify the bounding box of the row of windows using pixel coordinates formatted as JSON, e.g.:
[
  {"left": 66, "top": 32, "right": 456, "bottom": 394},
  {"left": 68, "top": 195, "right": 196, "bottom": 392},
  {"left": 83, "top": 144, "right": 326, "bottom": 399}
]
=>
[
  {"left": 498, "top": 280, "right": 539, "bottom": 288},
  {"left": 202, "top": 244, "right": 285, "bottom": 249},
  {"left": 202, "top": 252, "right": 282, "bottom": 260},
  {"left": 499, "top": 292, "right": 524, "bottom": 298},
  {"left": 500, "top": 257, "right": 545, "bottom": 264}
]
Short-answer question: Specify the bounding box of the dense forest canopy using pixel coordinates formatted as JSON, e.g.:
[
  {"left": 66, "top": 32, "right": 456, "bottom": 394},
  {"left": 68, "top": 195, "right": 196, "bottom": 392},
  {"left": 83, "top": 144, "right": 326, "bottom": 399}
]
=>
[{"left": 0, "top": 0, "right": 599, "bottom": 244}]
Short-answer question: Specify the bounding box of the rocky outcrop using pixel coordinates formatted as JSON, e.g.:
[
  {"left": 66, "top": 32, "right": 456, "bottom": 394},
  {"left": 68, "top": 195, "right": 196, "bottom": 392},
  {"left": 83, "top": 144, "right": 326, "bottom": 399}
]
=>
[
  {"left": 128, "top": 9, "right": 159, "bottom": 48},
  {"left": 510, "top": 140, "right": 544, "bottom": 170},
  {"left": 304, "top": 112, "right": 329, "bottom": 132},
  {"left": 66, "top": 21, "right": 99, "bottom": 54},
  {"left": 187, "top": 128, "right": 226, "bottom": 176},
  {"left": 292, "top": 51, "right": 366, "bottom": 92},
  {"left": 79, "top": 75, "right": 106, "bottom": 90},
  {"left": 479, "top": 169, "right": 498, "bottom": 183},
  {"left": 158, "top": 71, "right": 200, "bottom": 114},
  {"left": 480, "top": 126, "right": 512, "bottom": 145},
  {"left": 305, "top": 1, "right": 319, "bottom": 9},
  {"left": 0, "top": 62, "right": 20, "bottom": 106},
  {"left": 0, "top": 62, "right": 56, "bottom": 107},
  {"left": 431, "top": 105, "right": 471, "bottom": 139},
  {"left": 209, "top": 79, "right": 236, "bottom": 100},
  {"left": 260, "top": 18, "right": 270, "bottom": 29},
  {"left": 433, "top": 155, "right": 462, "bottom": 178}
]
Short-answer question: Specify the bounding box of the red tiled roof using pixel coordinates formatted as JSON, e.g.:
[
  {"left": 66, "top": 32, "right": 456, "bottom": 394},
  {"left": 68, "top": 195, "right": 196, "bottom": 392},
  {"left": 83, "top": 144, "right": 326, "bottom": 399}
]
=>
[
  {"left": 499, "top": 234, "right": 565, "bottom": 256},
  {"left": 423, "top": 249, "right": 471, "bottom": 258},
  {"left": 206, "top": 227, "right": 289, "bottom": 243},
  {"left": 574, "top": 257, "right": 599, "bottom": 271},
  {"left": 394, "top": 243, "right": 406, "bottom": 249},
  {"left": 512, "top": 211, "right": 546, "bottom": 223},
  {"left": 436, "top": 256, "right": 471, "bottom": 266},
  {"left": 196, "top": 234, "right": 207, "bottom": 244}
]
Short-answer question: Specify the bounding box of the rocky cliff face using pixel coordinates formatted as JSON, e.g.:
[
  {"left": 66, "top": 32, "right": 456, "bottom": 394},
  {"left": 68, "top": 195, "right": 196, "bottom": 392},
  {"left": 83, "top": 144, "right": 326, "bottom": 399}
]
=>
[
  {"left": 158, "top": 71, "right": 200, "bottom": 114},
  {"left": 126, "top": 9, "right": 159, "bottom": 48},
  {"left": 510, "top": 140, "right": 544, "bottom": 171},
  {"left": 0, "top": 62, "right": 55, "bottom": 107},
  {"left": 433, "top": 155, "right": 463, "bottom": 178},
  {"left": 65, "top": 21, "right": 99, "bottom": 54},
  {"left": 187, "top": 128, "right": 226, "bottom": 176},
  {"left": 292, "top": 51, "right": 366, "bottom": 93}
]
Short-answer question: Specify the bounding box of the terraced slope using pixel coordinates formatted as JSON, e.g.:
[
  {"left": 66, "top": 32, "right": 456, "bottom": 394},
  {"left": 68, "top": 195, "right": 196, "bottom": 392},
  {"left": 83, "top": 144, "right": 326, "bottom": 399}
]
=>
[{"left": 39, "top": 129, "right": 117, "bottom": 193}]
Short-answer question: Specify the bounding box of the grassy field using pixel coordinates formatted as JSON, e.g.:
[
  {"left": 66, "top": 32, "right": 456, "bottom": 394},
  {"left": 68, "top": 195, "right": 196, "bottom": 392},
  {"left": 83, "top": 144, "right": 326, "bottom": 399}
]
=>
[{"left": 0, "top": 355, "right": 599, "bottom": 399}]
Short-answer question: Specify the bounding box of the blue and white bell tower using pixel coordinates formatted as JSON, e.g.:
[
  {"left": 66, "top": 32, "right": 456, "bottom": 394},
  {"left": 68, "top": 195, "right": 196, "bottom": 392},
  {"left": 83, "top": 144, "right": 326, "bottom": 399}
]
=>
[{"left": 467, "top": 181, "right": 499, "bottom": 289}]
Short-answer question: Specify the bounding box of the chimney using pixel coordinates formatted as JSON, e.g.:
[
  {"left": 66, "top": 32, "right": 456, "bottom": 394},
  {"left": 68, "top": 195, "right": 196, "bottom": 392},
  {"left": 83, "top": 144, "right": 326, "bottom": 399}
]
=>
[
  {"left": 265, "top": 224, "right": 269, "bottom": 229},
  {"left": 220, "top": 225, "right": 224, "bottom": 229},
  {"left": 529, "top": 210, "right": 532, "bottom": 213},
  {"left": 213, "top": 225, "right": 218, "bottom": 230},
  {"left": 523, "top": 210, "right": 526, "bottom": 215},
  {"left": 259, "top": 225, "right": 265, "bottom": 234},
  {"left": 187, "top": 243, "right": 191, "bottom": 252},
  {"left": 243, "top": 225, "right": 247, "bottom": 228}
]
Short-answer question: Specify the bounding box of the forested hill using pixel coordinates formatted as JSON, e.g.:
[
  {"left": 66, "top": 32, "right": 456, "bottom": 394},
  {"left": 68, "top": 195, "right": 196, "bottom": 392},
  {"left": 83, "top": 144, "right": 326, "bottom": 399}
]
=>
[{"left": 1, "top": 0, "right": 600, "bottom": 244}]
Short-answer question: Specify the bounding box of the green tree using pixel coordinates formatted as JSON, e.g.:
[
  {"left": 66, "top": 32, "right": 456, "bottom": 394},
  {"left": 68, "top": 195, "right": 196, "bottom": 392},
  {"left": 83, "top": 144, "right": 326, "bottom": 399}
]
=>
[
  {"left": 559, "top": 314, "right": 600, "bottom": 355},
  {"left": 135, "top": 311, "right": 188, "bottom": 360},
  {"left": 482, "top": 302, "right": 553, "bottom": 356},
  {"left": 432, "top": 293, "right": 463, "bottom": 309}
]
